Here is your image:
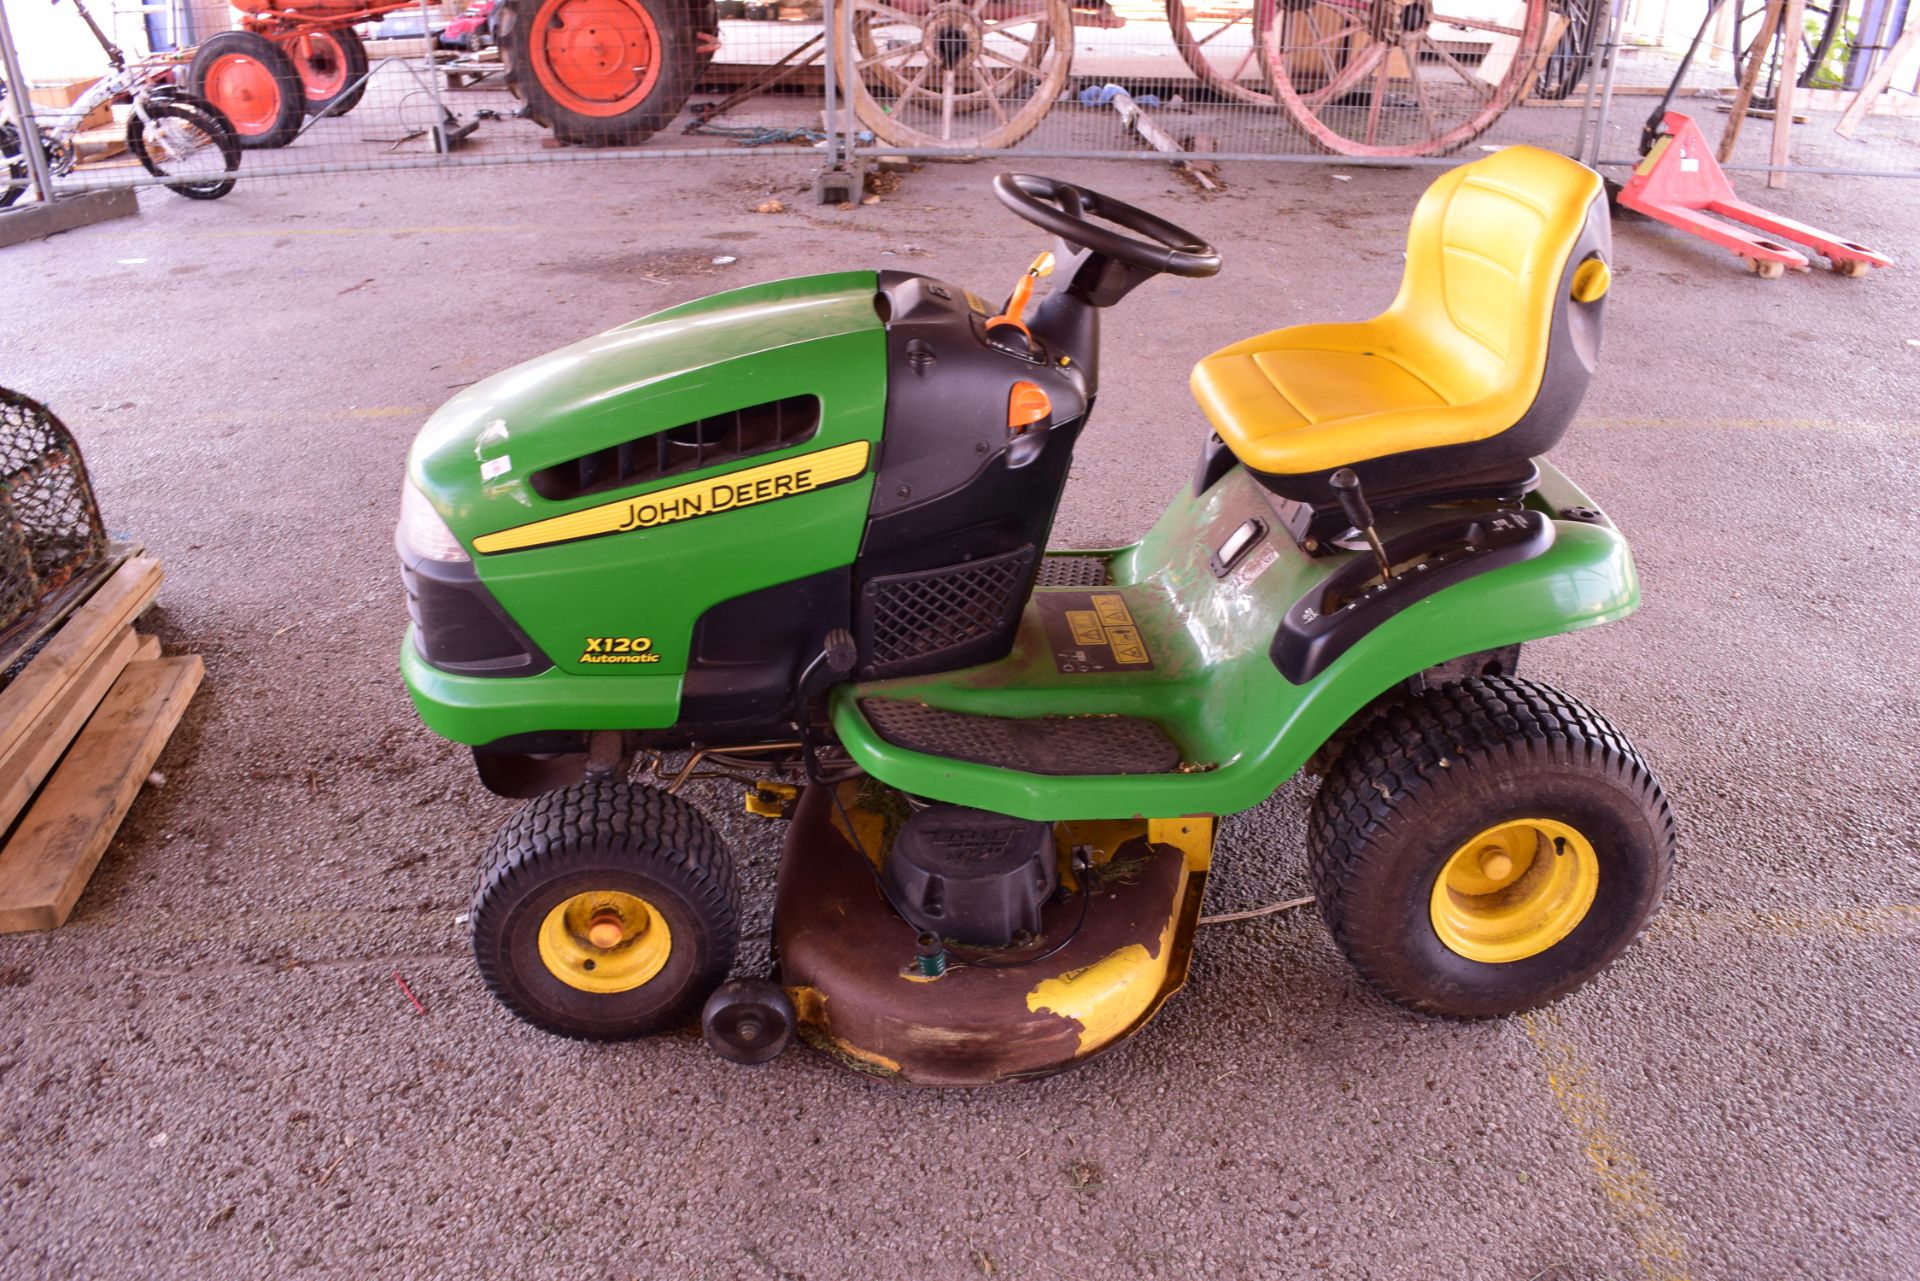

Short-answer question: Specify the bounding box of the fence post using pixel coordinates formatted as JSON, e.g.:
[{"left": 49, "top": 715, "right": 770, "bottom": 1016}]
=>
[
  {"left": 0, "top": 0, "right": 57, "bottom": 205},
  {"left": 1584, "top": 0, "right": 1626, "bottom": 167}
]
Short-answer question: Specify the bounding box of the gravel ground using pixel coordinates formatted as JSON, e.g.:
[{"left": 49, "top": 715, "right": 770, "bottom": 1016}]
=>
[{"left": 0, "top": 151, "right": 1915, "bottom": 1281}]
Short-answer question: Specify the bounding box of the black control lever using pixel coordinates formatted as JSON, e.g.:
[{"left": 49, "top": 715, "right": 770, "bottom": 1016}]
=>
[{"left": 1329, "top": 468, "right": 1394, "bottom": 583}]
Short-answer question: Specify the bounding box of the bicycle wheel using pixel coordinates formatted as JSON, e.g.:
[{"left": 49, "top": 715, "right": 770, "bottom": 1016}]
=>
[
  {"left": 1167, "top": 0, "right": 1277, "bottom": 104},
  {"left": 1, "top": 121, "right": 25, "bottom": 208},
  {"left": 1729, "top": 0, "right": 1846, "bottom": 111},
  {"left": 1263, "top": 0, "right": 1551, "bottom": 157},
  {"left": 127, "top": 97, "right": 242, "bottom": 200}
]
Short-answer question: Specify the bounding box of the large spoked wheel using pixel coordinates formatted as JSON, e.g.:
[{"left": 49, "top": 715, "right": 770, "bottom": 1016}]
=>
[
  {"left": 287, "top": 27, "right": 370, "bottom": 118},
  {"left": 128, "top": 95, "right": 242, "bottom": 200},
  {"left": 852, "top": 3, "right": 1048, "bottom": 114},
  {"left": 188, "top": 30, "right": 306, "bottom": 150},
  {"left": 1309, "top": 677, "right": 1675, "bottom": 1017},
  {"left": 1166, "top": 0, "right": 1277, "bottom": 104},
  {"left": 471, "top": 780, "right": 740, "bottom": 1039},
  {"left": 1729, "top": 0, "right": 1847, "bottom": 112},
  {"left": 505, "top": 0, "right": 696, "bottom": 145},
  {"left": 1263, "top": 0, "right": 1550, "bottom": 157},
  {"left": 840, "top": 0, "right": 1074, "bottom": 150},
  {"left": 1534, "top": 0, "right": 1603, "bottom": 99}
]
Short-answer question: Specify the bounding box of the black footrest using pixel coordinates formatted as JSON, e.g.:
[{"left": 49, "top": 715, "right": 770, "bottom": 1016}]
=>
[{"left": 860, "top": 698, "right": 1183, "bottom": 776}]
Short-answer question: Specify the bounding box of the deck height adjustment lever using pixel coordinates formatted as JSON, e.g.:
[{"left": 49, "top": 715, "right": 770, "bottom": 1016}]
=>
[{"left": 1329, "top": 468, "right": 1393, "bottom": 583}]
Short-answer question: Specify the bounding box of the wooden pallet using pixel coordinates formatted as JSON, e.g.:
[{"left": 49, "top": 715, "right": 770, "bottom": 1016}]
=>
[{"left": 0, "top": 556, "right": 202, "bottom": 933}]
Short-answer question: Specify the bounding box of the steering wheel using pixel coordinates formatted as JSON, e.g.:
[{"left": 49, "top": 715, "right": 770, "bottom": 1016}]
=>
[{"left": 992, "top": 174, "right": 1221, "bottom": 280}]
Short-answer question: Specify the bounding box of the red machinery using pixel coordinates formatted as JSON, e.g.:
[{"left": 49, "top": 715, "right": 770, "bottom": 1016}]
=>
[
  {"left": 189, "top": 0, "right": 716, "bottom": 150},
  {"left": 1618, "top": 112, "right": 1892, "bottom": 280}
]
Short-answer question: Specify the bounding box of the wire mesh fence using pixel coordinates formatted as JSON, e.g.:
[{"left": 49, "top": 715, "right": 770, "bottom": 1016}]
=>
[{"left": 0, "top": 0, "right": 1913, "bottom": 203}]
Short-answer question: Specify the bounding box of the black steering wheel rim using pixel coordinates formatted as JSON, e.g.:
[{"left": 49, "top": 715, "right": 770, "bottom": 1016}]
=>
[{"left": 992, "top": 173, "right": 1221, "bottom": 279}]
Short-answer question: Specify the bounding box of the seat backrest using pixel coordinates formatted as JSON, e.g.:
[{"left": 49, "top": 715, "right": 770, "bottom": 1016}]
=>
[{"left": 1389, "top": 147, "right": 1609, "bottom": 417}]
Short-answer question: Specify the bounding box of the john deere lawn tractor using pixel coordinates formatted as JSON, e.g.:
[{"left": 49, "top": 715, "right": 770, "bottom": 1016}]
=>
[{"left": 397, "top": 146, "right": 1675, "bottom": 1085}]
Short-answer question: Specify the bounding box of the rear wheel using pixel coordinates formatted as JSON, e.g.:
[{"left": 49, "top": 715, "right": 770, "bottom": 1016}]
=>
[
  {"left": 1309, "top": 676, "right": 1675, "bottom": 1016},
  {"left": 288, "top": 27, "right": 370, "bottom": 118},
  {"left": 505, "top": 0, "right": 696, "bottom": 145},
  {"left": 471, "top": 780, "right": 739, "bottom": 1038},
  {"left": 189, "top": 30, "right": 305, "bottom": 149},
  {"left": 127, "top": 97, "right": 241, "bottom": 200}
]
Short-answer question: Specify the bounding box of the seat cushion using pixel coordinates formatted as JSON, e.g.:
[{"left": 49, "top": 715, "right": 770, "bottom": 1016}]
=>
[{"left": 1191, "top": 146, "right": 1606, "bottom": 485}]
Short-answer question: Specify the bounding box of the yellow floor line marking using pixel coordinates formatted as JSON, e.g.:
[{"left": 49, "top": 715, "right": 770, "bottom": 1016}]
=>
[
  {"left": 1522, "top": 1011, "right": 1696, "bottom": 1281},
  {"left": 1653, "top": 904, "right": 1920, "bottom": 940},
  {"left": 1586, "top": 415, "right": 1920, "bottom": 436},
  {"left": 117, "top": 224, "right": 558, "bottom": 239}
]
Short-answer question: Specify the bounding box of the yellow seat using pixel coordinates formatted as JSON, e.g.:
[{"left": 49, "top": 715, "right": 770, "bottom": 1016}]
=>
[{"left": 1192, "top": 146, "right": 1611, "bottom": 503}]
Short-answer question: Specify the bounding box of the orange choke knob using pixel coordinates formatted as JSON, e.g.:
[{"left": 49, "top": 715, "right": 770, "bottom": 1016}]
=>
[{"left": 1008, "top": 381, "right": 1051, "bottom": 432}]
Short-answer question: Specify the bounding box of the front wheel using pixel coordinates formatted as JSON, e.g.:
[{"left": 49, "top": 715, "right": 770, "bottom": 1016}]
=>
[
  {"left": 471, "top": 780, "right": 740, "bottom": 1039},
  {"left": 127, "top": 97, "right": 242, "bottom": 200},
  {"left": 504, "top": 0, "right": 696, "bottom": 146},
  {"left": 1309, "top": 676, "right": 1675, "bottom": 1017},
  {"left": 188, "top": 30, "right": 306, "bottom": 149}
]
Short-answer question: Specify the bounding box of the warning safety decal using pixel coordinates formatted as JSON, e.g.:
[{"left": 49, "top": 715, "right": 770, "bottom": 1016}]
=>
[{"left": 1036, "top": 590, "right": 1154, "bottom": 673}]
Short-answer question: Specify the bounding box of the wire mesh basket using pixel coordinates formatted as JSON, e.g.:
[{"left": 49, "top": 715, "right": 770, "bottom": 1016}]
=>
[{"left": 0, "top": 388, "right": 108, "bottom": 634}]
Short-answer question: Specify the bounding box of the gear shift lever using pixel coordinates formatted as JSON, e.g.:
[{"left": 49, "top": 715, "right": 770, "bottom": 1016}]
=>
[{"left": 1330, "top": 468, "right": 1393, "bottom": 583}]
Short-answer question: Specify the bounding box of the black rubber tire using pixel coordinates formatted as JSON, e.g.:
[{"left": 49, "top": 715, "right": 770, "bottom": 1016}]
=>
[
  {"left": 503, "top": 0, "right": 696, "bottom": 146},
  {"left": 1535, "top": 0, "right": 1605, "bottom": 100},
  {"left": 295, "top": 27, "right": 370, "bottom": 118},
  {"left": 471, "top": 780, "right": 739, "bottom": 1039},
  {"left": 1308, "top": 676, "right": 1676, "bottom": 1018},
  {"left": 188, "top": 30, "right": 306, "bottom": 150},
  {"left": 1, "top": 122, "right": 26, "bottom": 209},
  {"left": 127, "top": 96, "right": 242, "bottom": 200}
]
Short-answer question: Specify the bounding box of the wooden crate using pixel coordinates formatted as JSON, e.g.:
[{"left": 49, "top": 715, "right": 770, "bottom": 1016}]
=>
[{"left": 0, "top": 556, "right": 202, "bottom": 933}]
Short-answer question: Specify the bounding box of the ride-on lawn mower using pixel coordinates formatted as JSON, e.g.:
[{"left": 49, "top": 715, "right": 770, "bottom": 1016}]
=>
[{"left": 398, "top": 146, "right": 1676, "bottom": 1085}]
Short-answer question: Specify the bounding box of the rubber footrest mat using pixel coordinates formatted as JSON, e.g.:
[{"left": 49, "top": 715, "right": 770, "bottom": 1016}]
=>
[
  {"left": 860, "top": 698, "right": 1183, "bottom": 776},
  {"left": 1033, "top": 555, "right": 1110, "bottom": 588}
]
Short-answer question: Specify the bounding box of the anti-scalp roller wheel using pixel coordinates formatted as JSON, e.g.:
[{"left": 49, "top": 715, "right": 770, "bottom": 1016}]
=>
[{"left": 701, "top": 979, "right": 796, "bottom": 1065}]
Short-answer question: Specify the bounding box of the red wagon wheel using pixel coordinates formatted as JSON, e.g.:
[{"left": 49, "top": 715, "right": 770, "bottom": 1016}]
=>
[
  {"left": 1262, "top": 0, "right": 1549, "bottom": 157},
  {"left": 1166, "top": 0, "right": 1277, "bottom": 105},
  {"left": 188, "top": 30, "right": 305, "bottom": 149},
  {"left": 287, "top": 27, "right": 370, "bottom": 118}
]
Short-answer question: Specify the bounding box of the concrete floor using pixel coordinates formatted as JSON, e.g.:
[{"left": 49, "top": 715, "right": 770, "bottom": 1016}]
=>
[{"left": 0, "top": 154, "right": 1915, "bottom": 1281}]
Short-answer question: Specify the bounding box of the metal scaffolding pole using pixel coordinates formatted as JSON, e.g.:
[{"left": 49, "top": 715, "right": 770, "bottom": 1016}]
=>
[{"left": 0, "top": 0, "right": 56, "bottom": 206}]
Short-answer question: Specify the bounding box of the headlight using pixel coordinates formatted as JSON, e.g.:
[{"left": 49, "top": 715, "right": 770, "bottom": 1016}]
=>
[{"left": 396, "top": 480, "right": 469, "bottom": 563}]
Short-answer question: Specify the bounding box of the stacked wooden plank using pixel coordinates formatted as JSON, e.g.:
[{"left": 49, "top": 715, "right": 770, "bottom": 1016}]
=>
[{"left": 0, "top": 556, "right": 201, "bottom": 933}]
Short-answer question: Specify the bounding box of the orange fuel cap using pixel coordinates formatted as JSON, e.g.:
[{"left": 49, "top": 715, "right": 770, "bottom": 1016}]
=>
[{"left": 1008, "top": 381, "right": 1051, "bottom": 432}]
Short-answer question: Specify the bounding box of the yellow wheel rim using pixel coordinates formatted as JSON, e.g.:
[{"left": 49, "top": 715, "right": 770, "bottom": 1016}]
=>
[
  {"left": 537, "top": 890, "right": 672, "bottom": 993},
  {"left": 1429, "top": 818, "right": 1599, "bottom": 964}
]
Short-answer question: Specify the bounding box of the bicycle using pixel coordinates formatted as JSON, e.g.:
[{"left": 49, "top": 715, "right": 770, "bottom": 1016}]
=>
[{"left": 2, "top": 0, "right": 241, "bottom": 208}]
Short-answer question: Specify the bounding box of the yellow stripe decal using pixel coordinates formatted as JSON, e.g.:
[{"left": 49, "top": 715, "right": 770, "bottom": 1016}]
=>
[{"left": 472, "top": 440, "right": 872, "bottom": 554}]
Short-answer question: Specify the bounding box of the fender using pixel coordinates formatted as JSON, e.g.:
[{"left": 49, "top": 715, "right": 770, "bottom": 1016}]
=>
[{"left": 832, "top": 461, "right": 1637, "bottom": 821}]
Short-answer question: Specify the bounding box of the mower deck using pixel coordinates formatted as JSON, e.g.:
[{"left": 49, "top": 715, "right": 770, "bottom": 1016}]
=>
[{"left": 775, "top": 784, "right": 1209, "bottom": 1086}]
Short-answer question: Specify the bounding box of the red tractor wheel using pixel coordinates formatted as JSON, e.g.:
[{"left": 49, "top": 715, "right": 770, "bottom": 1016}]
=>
[
  {"left": 504, "top": 0, "right": 696, "bottom": 146},
  {"left": 287, "top": 27, "right": 370, "bottom": 118},
  {"left": 188, "top": 30, "right": 306, "bottom": 149}
]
